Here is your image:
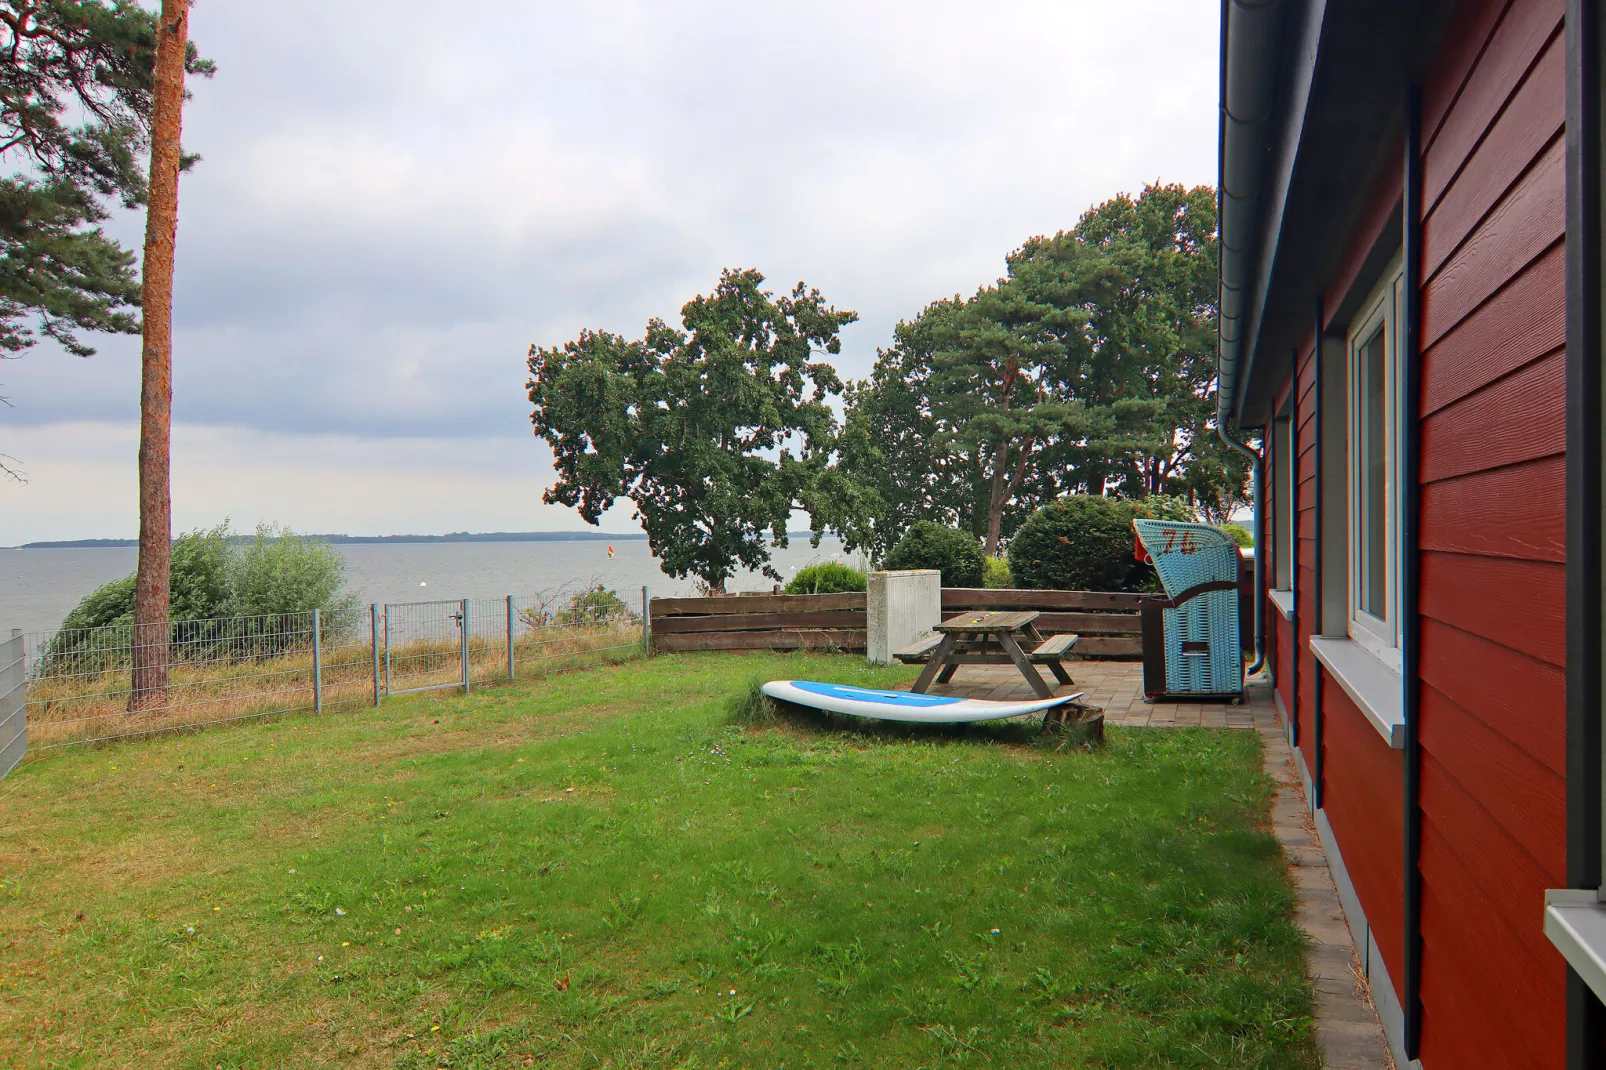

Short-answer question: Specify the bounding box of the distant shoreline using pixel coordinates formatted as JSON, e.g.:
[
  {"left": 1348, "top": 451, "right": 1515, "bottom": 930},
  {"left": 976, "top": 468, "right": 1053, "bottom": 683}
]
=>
[{"left": 8, "top": 531, "right": 653, "bottom": 550}]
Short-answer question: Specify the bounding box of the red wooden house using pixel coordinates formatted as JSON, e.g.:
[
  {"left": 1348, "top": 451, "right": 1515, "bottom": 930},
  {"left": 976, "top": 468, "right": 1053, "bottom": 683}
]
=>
[{"left": 1220, "top": 0, "right": 1606, "bottom": 1065}]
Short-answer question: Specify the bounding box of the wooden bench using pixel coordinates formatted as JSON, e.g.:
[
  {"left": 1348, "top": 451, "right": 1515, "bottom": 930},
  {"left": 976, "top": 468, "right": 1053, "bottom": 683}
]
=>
[
  {"left": 893, "top": 632, "right": 944, "bottom": 664},
  {"left": 1029, "top": 633, "right": 1078, "bottom": 661},
  {"left": 1027, "top": 632, "right": 1077, "bottom": 686}
]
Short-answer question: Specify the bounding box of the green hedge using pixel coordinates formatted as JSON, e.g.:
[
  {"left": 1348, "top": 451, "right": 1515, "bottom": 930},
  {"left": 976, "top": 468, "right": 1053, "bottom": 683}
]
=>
[
  {"left": 881, "top": 522, "right": 986, "bottom": 588},
  {"left": 1008, "top": 497, "right": 1140, "bottom": 591},
  {"left": 784, "top": 563, "right": 867, "bottom": 595}
]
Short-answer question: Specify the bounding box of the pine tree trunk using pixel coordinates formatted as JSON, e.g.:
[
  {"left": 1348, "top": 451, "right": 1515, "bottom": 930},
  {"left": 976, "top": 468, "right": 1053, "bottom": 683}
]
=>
[
  {"left": 984, "top": 440, "right": 1010, "bottom": 557},
  {"left": 129, "top": 0, "right": 190, "bottom": 713}
]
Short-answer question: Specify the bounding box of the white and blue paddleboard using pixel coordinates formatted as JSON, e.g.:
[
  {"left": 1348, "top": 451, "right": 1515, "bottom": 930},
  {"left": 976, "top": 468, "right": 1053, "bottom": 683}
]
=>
[{"left": 761, "top": 680, "right": 1083, "bottom": 724}]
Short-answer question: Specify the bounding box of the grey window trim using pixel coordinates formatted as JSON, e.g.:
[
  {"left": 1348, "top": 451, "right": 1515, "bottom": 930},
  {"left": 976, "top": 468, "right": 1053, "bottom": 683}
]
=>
[{"left": 1309, "top": 635, "right": 1405, "bottom": 749}]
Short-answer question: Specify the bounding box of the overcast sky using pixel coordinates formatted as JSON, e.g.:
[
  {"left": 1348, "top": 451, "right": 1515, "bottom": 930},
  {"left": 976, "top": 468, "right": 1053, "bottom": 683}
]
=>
[{"left": 0, "top": 0, "right": 1217, "bottom": 545}]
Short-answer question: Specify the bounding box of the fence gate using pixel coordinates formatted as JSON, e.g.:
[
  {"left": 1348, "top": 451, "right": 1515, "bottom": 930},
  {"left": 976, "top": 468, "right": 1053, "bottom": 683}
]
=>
[
  {"left": 0, "top": 630, "right": 25, "bottom": 780},
  {"left": 381, "top": 599, "right": 471, "bottom": 696}
]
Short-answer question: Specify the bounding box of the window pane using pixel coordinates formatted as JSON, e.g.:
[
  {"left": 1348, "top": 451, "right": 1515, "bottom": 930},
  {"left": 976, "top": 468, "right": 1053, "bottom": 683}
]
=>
[{"left": 1359, "top": 326, "right": 1389, "bottom": 620}]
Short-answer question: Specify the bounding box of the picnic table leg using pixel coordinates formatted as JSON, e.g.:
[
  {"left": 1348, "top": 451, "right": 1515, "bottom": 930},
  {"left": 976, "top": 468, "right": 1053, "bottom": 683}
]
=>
[
  {"left": 1023, "top": 623, "right": 1074, "bottom": 686},
  {"left": 936, "top": 638, "right": 965, "bottom": 683},
  {"left": 911, "top": 633, "right": 956, "bottom": 694},
  {"left": 998, "top": 631, "right": 1055, "bottom": 699}
]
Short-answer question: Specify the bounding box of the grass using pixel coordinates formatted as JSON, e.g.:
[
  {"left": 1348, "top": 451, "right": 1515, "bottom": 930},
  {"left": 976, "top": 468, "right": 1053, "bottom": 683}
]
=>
[
  {"left": 24, "top": 618, "right": 641, "bottom": 748},
  {"left": 0, "top": 653, "right": 1316, "bottom": 1069}
]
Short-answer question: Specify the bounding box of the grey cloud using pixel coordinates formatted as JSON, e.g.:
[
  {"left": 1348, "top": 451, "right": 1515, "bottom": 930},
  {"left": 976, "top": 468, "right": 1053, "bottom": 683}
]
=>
[{"left": 0, "top": 0, "right": 1216, "bottom": 443}]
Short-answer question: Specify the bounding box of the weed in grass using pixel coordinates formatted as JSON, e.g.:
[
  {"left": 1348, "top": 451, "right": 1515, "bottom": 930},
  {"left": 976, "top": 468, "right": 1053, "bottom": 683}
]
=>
[
  {"left": 0, "top": 652, "right": 1318, "bottom": 1069},
  {"left": 726, "top": 677, "right": 778, "bottom": 726}
]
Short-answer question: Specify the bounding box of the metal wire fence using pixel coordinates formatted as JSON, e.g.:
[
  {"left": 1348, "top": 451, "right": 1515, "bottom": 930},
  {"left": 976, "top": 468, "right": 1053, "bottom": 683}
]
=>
[{"left": 13, "top": 584, "right": 650, "bottom": 754}]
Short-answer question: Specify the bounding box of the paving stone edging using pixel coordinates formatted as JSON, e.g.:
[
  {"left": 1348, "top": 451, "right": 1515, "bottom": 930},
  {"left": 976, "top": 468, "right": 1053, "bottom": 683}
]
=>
[{"left": 1259, "top": 723, "right": 1394, "bottom": 1069}]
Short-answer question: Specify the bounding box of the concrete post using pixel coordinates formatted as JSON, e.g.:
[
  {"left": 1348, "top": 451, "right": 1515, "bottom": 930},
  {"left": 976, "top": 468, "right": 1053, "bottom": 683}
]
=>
[{"left": 866, "top": 570, "right": 942, "bottom": 665}]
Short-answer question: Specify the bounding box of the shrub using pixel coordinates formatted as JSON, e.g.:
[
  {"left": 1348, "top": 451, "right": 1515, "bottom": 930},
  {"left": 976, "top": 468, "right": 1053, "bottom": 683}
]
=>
[
  {"left": 784, "top": 563, "right": 867, "bottom": 595},
  {"left": 556, "top": 585, "right": 632, "bottom": 624},
  {"left": 230, "top": 523, "right": 358, "bottom": 634},
  {"left": 55, "top": 523, "right": 235, "bottom": 635},
  {"left": 46, "top": 521, "right": 360, "bottom": 670},
  {"left": 982, "top": 556, "right": 1012, "bottom": 589},
  {"left": 881, "top": 521, "right": 986, "bottom": 587},
  {"left": 1220, "top": 523, "right": 1254, "bottom": 548},
  {"left": 1008, "top": 496, "right": 1141, "bottom": 591}
]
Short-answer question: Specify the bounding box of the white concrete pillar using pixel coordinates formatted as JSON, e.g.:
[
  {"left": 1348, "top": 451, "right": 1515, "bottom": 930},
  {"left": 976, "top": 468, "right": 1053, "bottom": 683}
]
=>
[{"left": 866, "top": 569, "right": 942, "bottom": 665}]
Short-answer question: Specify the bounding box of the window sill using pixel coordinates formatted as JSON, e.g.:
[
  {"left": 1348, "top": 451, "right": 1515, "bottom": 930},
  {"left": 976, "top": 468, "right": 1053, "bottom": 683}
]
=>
[
  {"left": 1268, "top": 589, "right": 1295, "bottom": 621},
  {"left": 1309, "top": 636, "right": 1405, "bottom": 749},
  {"left": 1546, "top": 891, "right": 1606, "bottom": 1004}
]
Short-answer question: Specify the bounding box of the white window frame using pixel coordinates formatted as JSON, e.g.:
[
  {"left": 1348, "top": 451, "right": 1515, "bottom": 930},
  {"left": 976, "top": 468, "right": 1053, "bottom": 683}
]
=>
[{"left": 1346, "top": 256, "right": 1405, "bottom": 672}]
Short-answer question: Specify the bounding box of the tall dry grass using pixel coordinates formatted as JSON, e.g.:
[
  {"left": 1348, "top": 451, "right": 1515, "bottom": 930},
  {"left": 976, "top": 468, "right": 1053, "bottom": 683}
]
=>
[{"left": 24, "top": 617, "right": 643, "bottom": 749}]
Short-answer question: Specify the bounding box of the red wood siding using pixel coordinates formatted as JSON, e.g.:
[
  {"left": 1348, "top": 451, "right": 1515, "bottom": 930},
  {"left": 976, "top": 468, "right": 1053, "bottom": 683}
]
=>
[
  {"left": 1320, "top": 682, "right": 1407, "bottom": 1002},
  {"left": 1414, "top": 0, "right": 1568, "bottom": 1062}
]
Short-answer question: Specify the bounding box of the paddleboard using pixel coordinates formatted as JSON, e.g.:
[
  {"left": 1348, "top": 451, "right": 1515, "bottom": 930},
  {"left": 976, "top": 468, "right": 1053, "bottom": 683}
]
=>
[{"left": 760, "top": 680, "right": 1083, "bottom": 723}]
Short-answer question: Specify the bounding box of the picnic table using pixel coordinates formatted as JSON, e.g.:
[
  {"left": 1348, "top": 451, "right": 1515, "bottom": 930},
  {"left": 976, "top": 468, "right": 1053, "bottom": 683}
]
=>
[{"left": 898, "top": 609, "right": 1077, "bottom": 700}]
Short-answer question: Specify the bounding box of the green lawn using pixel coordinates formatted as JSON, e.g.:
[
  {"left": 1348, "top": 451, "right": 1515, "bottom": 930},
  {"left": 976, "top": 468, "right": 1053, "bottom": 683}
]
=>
[{"left": 0, "top": 653, "right": 1316, "bottom": 1069}]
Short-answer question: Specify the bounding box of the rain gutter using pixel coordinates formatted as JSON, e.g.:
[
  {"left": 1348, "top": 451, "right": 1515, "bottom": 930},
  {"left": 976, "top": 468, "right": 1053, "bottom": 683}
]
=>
[{"left": 1218, "top": 0, "right": 1287, "bottom": 677}]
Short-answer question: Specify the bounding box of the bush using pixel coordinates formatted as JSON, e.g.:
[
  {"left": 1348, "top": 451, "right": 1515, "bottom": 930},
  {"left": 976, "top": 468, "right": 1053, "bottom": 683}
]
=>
[
  {"left": 982, "top": 556, "right": 1012, "bottom": 589},
  {"left": 784, "top": 563, "right": 867, "bottom": 595},
  {"left": 55, "top": 523, "right": 236, "bottom": 635},
  {"left": 230, "top": 524, "right": 358, "bottom": 633},
  {"left": 555, "top": 585, "right": 632, "bottom": 624},
  {"left": 1220, "top": 523, "right": 1254, "bottom": 548},
  {"left": 46, "top": 521, "right": 359, "bottom": 670},
  {"left": 881, "top": 521, "right": 986, "bottom": 588},
  {"left": 1008, "top": 496, "right": 1141, "bottom": 592}
]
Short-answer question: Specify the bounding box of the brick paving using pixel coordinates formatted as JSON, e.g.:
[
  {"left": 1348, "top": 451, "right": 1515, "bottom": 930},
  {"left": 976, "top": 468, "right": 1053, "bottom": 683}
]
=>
[
  {"left": 924, "top": 658, "right": 1279, "bottom": 730},
  {"left": 922, "top": 659, "right": 1393, "bottom": 1069}
]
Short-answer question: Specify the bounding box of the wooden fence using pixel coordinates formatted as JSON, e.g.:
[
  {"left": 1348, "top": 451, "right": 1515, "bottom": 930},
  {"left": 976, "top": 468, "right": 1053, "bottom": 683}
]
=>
[
  {"left": 648, "top": 588, "right": 1146, "bottom": 658},
  {"left": 648, "top": 593, "right": 868, "bottom": 653}
]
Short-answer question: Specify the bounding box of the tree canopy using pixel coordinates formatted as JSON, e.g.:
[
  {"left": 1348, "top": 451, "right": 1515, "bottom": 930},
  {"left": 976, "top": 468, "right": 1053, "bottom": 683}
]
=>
[
  {"left": 527, "top": 268, "right": 856, "bottom": 593},
  {"left": 0, "top": 1, "right": 212, "bottom": 479},
  {"left": 837, "top": 183, "right": 1246, "bottom": 557}
]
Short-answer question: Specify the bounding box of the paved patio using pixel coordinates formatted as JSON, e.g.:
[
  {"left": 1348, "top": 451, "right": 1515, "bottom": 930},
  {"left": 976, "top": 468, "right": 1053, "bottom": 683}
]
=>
[{"left": 924, "top": 658, "right": 1279, "bottom": 730}]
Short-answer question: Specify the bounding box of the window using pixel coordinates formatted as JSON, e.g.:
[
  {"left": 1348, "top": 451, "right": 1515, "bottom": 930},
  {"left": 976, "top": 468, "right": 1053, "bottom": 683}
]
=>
[
  {"left": 1274, "top": 411, "right": 1294, "bottom": 591},
  {"left": 1347, "top": 259, "right": 1404, "bottom": 669}
]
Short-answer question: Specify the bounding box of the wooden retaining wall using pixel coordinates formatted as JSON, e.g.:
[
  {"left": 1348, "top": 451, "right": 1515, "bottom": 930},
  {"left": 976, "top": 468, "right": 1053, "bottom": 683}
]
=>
[
  {"left": 648, "top": 593, "right": 868, "bottom": 653},
  {"left": 649, "top": 588, "right": 1147, "bottom": 658}
]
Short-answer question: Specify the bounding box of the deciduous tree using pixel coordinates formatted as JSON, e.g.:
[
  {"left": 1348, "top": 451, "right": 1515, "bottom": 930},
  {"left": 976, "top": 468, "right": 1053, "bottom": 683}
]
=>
[{"left": 527, "top": 269, "right": 855, "bottom": 594}]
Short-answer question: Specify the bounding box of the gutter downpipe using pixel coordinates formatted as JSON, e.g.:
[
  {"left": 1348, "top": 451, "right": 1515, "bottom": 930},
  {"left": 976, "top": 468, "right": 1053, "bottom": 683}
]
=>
[
  {"left": 1401, "top": 84, "right": 1425, "bottom": 1061},
  {"left": 1218, "top": 0, "right": 1285, "bottom": 678},
  {"left": 1564, "top": 1, "right": 1606, "bottom": 1063}
]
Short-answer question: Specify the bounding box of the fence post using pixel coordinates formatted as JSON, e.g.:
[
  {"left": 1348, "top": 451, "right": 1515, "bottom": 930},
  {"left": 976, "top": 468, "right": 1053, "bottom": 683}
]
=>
[
  {"left": 506, "top": 596, "right": 515, "bottom": 679},
  {"left": 312, "top": 608, "right": 323, "bottom": 714},
  {"left": 642, "top": 586, "right": 651, "bottom": 654},
  {"left": 370, "top": 604, "right": 381, "bottom": 706},
  {"left": 461, "top": 599, "right": 471, "bottom": 693},
  {"left": 383, "top": 605, "right": 391, "bottom": 697}
]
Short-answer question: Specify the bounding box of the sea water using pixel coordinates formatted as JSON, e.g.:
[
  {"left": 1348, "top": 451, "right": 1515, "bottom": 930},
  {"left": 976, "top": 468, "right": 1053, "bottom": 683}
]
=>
[{"left": 0, "top": 535, "right": 863, "bottom": 639}]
